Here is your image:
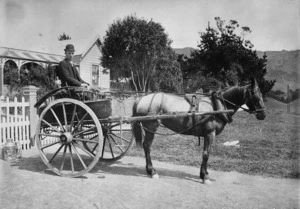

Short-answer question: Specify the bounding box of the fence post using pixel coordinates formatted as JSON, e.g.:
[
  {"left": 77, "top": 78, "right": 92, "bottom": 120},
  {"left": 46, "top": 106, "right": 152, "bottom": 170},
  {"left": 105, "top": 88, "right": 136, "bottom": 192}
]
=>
[
  {"left": 287, "top": 85, "right": 290, "bottom": 113},
  {"left": 22, "top": 85, "right": 39, "bottom": 143}
]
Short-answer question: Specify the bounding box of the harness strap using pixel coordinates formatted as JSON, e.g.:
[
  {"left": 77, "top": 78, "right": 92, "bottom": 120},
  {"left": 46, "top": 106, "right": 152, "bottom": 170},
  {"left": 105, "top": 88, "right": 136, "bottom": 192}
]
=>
[
  {"left": 138, "top": 114, "right": 214, "bottom": 136},
  {"left": 212, "top": 92, "right": 233, "bottom": 123},
  {"left": 217, "top": 94, "right": 253, "bottom": 114},
  {"left": 147, "top": 93, "right": 165, "bottom": 115}
]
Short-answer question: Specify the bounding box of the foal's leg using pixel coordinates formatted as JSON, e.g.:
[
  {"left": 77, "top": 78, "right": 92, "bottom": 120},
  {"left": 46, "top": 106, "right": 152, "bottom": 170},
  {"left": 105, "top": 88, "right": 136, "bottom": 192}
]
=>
[
  {"left": 142, "top": 120, "right": 160, "bottom": 178},
  {"left": 200, "top": 131, "right": 215, "bottom": 184}
]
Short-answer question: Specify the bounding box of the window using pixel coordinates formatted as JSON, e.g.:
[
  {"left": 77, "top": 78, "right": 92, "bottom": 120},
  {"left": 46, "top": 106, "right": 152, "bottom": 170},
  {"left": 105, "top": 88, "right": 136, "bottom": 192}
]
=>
[{"left": 91, "top": 65, "right": 100, "bottom": 86}]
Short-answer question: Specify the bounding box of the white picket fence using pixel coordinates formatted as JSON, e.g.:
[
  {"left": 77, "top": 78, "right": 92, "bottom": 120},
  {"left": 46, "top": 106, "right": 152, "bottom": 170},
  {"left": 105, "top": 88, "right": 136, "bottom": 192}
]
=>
[{"left": 0, "top": 96, "right": 31, "bottom": 150}]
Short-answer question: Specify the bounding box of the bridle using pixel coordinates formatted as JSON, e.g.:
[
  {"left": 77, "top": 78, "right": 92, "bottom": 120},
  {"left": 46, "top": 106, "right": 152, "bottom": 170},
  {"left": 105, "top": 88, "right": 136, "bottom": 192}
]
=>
[{"left": 216, "top": 87, "right": 266, "bottom": 115}]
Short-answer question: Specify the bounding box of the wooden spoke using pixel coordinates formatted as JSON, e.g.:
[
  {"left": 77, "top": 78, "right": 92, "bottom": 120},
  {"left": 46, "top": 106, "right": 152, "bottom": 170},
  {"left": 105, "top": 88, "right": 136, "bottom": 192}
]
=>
[
  {"left": 59, "top": 145, "right": 68, "bottom": 171},
  {"left": 108, "top": 134, "right": 124, "bottom": 152},
  {"left": 38, "top": 133, "right": 60, "bottom": 138},
  {"left": 41, "top": 141, "right": 60, "bottom": 150},
  {"left": 110, "top": 135, "right": 124, "bottom": 152},
  {"left": 73, "top": 142, "right": 95, "bottom": 157},
  {"left": 50, "top": 107, "right": 65, "bottom": 132},
  {"left": 110, "top": 132, "right": 131, "bottom": 143},
  {"left": 69, "top": 145, "right": 74, "bottom": 173},
  {"left": 41, "top": 119, "right": 62, "bottom": 133},
  {"left": 107, "top": 136, "right": 114, "bottom": 158},
  {"left": 69, "top": 104, "right": 77, "bottom": 132},
  {"left": 100, "top": 121, "right": 134, "bottom": 162},
  {"left": 71, "top": 143, "right": 87, "bottom": 169},
  {"left": 72, "top": 112, "right": 89, "bottom": 134},
  {"left": 73, "top": 138, "right": 99, "bottom": 143},
  {"left": 39, "top": 131, "right": 55, "bottom": 141},
  {"left": 101, "top": 135, "right": 108, "bottom": 158},
  {"left": 49, "top": 144, "right": 64, "bottom": 163},
  {"left": 109, "top": 123, "right": 121, "bottom": 128},
  {"left": 91, "top": 143, "right": 98, "bottom": 153},
  {"left": 72, "top": 126, "right": 97, "bottom": 137},
  {"left": 62, "top": 102, "right": 68, "bottom": 131}
]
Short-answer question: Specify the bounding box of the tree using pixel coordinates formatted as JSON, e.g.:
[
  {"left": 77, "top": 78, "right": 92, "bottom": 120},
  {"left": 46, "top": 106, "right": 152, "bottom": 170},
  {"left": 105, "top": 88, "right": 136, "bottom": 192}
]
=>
[
  {"left": 58, "top": 32, "right": 72, "bottom": 41},
  {"left": 151, "top": 48, "right": 183, "bottom": 93},
  {"left": 4, "top": 62, "right": 55, "bottom": 100},
  {"left": 185, "top": 17, "right": 275, "bottom": 95},
  {"left": 101, "top": 15, "right": 181, "bottom": 92},
  {"left": 3, "top": 60, "right": 19, "bottom": 87}
]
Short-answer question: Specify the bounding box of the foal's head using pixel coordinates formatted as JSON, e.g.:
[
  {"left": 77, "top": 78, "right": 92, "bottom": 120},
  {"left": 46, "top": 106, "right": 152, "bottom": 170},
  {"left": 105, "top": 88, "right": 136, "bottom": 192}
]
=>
[{"left": 244, "top": 78, "right": 266, "bottom": 120}]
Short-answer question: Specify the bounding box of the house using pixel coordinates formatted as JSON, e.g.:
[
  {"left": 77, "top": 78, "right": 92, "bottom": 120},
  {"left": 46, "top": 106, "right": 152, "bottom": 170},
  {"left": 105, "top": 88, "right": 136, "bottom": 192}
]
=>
[{"left": 0, "top": 35, "right": 110, "bottom": 96}]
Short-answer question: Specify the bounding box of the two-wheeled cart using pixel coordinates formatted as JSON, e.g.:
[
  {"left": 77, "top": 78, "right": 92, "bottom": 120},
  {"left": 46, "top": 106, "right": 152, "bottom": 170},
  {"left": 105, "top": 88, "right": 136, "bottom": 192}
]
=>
[{"left": 34, "top": 87, "right": 233, "bottom": 177}]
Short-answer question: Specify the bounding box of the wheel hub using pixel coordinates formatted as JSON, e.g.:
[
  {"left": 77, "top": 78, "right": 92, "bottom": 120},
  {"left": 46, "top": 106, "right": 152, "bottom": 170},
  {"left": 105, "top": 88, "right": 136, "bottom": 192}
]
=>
[{"left": 60, "top": 132, "right": 73, "bottom": 144}]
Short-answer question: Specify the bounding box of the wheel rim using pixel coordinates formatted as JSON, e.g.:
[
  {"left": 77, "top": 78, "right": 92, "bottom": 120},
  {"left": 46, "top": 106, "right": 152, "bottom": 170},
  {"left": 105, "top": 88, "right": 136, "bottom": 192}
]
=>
[{"left": 35, "top": 98, "right": 103, "bottom": 177}]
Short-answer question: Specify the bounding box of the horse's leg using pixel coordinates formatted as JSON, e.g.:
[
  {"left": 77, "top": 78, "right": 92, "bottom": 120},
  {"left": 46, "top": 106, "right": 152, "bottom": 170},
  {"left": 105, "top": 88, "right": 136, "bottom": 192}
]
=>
[
  {"left": 142, "top": 120, "right": 160, "bottom": 178},
  {"left": 200, "top": 131, "right": 215, "bottom": 184}
]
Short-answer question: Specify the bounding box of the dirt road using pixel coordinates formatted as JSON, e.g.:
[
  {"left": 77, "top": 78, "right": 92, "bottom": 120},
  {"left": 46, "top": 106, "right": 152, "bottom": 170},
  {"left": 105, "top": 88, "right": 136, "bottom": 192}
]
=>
[{"left": 0, "top": 149, "right": 299, "bottom": 209}]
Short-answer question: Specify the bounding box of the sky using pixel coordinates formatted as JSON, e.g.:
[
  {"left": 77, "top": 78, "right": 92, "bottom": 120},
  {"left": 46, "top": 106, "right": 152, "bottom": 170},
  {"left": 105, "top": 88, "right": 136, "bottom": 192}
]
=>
[{"left": 0, "top": 0, "right": 299, "bottom": 54}]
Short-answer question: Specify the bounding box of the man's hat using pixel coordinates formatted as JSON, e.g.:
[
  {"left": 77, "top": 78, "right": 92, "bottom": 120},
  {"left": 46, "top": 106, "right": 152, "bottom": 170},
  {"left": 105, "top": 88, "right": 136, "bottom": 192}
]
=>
[{"left": 64, "top": 44, "right": 75, "bottom": 52}]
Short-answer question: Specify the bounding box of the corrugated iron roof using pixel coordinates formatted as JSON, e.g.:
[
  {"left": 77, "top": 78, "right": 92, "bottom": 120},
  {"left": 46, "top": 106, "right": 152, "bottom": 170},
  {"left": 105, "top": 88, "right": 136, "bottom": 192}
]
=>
[
  {"left": 0, "top": 47, "right": 64, "bottom": 64},
  {"left": 0, "top": 35, "right": 102, "bottom": 66}
]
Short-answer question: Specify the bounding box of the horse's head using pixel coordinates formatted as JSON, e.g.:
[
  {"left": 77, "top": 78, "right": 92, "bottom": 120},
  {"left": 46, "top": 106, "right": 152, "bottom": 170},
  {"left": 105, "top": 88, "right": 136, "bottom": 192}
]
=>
[{"left": 245, "top": 78, "right": 266, "bottom": 120}]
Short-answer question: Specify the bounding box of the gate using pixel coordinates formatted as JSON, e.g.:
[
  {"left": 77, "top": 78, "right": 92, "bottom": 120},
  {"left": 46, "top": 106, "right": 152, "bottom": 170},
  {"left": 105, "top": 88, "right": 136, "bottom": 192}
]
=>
[{"left": 0, "top": 96, "right": 31, "bottom": 150}]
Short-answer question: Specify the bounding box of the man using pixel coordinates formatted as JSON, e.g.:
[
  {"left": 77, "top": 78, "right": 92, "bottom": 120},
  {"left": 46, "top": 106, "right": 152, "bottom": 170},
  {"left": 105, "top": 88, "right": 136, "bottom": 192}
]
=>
[{"left": 57, "top": 44, "right": 89, "bottom": 88}]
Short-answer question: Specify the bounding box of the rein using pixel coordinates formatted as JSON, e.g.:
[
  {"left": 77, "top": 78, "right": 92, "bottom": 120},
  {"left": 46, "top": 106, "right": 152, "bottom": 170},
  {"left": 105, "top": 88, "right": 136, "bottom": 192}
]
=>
[
  {"left": 215, "top": 91, "right": 265, "bottom": 115},
  {"left": 217, "top": 94, "right": 252, "bottom": 113}
]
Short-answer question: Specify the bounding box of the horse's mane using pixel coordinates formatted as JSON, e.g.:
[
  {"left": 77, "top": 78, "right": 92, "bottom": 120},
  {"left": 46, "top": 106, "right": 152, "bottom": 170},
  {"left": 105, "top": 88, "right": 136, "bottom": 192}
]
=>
[{"left": 221, "top": 84, "right": 249, "bottom": 107}]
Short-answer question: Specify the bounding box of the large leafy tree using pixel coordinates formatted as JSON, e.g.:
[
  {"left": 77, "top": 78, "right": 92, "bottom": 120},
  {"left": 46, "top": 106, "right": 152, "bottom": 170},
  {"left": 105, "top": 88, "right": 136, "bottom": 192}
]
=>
[
  {"left": 151, "top": 48, "right": 183, "bottom": 93},
  {"left": 185, "top": 17, "right": 275, "bottom": 95},
  {"left": 101, "top": 15, "right": 182, "bottom": 92}
]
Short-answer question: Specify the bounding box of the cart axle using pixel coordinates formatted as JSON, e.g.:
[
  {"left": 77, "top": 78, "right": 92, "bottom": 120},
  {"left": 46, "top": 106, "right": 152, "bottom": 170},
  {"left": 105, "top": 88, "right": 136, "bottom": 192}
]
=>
[{"left": 60, "top": 132, "right": 73, "bottom": 144}]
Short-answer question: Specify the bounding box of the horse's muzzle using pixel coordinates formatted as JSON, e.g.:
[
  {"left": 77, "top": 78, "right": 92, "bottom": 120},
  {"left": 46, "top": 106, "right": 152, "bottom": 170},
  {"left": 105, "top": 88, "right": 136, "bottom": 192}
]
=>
[{"left": 255, "top": 111, "right": 266, "bottom": 120}]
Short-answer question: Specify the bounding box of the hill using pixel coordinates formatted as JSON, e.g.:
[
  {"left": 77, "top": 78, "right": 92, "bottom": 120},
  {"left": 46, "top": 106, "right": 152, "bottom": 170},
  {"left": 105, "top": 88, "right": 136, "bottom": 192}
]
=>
[
  {"left": 257, "top": 50, "right": 300, "bottom": 91},
  {"left": 265, "top": 97, "right": 287, "bottom": 111},
  {"left": 174, "top": 48, "right": 300, "bottom": 92},
  {"left": 173, "top": 47, "right": 195, "bottom": 58}
]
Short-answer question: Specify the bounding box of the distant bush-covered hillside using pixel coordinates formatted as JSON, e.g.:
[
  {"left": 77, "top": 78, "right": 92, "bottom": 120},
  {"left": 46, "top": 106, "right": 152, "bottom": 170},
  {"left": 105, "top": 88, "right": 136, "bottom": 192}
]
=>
[
  {"left": 173, "top": 47, "right": 195, "bottom": 58},
  {"left": 174, "top": 48, "right": 300, "bottom": 92},
  {"left": 257, "top": 50, "right": 300, "bottom": 91}
]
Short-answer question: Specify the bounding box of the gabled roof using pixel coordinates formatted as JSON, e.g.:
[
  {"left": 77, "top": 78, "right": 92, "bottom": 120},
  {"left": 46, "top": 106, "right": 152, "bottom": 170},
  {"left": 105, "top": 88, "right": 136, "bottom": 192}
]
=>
[
  {"left": 56, "top": 35, "right": 102, "bottom": 65},
  {"left": 48, "top": 35, "right": 102, "bottom": 57}
]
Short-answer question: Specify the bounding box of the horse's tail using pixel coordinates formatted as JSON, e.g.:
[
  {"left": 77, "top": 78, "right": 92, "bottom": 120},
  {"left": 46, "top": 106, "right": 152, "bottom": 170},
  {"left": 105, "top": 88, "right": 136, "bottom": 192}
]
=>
[{"left": 131, "top": 98, "right": 144, "bottom": 148}]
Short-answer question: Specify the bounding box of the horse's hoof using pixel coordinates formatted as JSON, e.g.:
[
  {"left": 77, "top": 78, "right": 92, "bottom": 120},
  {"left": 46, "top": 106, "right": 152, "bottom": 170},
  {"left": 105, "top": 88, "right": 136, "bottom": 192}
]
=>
[
  {"left": 203, "top": 179, "right": 211, "bottom": 184},
  {"left": 152, "top": 173, "right": 159, "bottom": 179}
]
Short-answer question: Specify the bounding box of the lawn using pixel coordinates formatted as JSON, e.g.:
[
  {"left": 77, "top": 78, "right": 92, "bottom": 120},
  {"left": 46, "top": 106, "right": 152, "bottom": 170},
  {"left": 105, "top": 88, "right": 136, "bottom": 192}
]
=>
[{"left": 127, "top": 106, "right": 300, "bottom": 179}]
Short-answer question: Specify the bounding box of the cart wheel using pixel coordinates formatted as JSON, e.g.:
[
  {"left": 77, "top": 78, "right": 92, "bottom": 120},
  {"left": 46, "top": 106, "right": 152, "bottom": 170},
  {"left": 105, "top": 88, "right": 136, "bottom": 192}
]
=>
[
  {"left": 100, "top": 121, "right": 134, "bottom": 162},
  {"left": 83, "top": 121, "right": 134, "bottom": 162},
  {"left": 35, "top": 98, "right": 103, "bottom": 177}
]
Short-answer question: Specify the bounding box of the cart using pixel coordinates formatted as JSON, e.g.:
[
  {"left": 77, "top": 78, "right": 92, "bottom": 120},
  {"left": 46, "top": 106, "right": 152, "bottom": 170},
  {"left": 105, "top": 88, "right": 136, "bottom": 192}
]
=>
[{"left": 34, "top": 86, "right": 233, "bottom": 177}]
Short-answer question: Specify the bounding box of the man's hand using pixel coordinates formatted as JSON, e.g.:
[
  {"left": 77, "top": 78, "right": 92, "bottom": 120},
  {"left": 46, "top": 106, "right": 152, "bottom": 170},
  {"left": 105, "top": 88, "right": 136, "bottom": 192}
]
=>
[{"left": 80, "top": 83, "right": 90, "bottom": 90}]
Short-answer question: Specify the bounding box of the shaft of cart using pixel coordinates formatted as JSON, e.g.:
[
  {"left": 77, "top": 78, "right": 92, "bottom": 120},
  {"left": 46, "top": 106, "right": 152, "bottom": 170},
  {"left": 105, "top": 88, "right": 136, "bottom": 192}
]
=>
[{"left": 99, "top": 109, "right": 234, "bottom": 123}]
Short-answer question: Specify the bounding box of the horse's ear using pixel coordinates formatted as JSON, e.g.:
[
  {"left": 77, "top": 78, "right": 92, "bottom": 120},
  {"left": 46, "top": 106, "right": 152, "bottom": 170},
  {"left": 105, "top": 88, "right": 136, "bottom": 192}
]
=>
[{"left": 250, "top": 77, "right": 257, "bottom": 89}]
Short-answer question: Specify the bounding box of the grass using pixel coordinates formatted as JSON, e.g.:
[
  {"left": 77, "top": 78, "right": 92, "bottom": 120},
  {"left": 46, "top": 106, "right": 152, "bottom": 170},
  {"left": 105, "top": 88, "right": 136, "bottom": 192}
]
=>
[{"left": 127, "top": 108, "right": 300, "bottom": 179}]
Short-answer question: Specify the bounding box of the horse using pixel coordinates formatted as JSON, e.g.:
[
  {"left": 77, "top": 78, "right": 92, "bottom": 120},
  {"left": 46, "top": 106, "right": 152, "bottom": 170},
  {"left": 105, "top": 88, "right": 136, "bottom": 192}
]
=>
[{"left": 131, "top": 78, "right": 266, "bottom": 183}]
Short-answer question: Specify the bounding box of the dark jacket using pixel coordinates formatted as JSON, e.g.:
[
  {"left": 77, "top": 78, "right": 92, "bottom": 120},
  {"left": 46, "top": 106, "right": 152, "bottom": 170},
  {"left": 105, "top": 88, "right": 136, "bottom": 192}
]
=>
[{"left": 57, "top": 59, "right": 88, "bottom": 87}]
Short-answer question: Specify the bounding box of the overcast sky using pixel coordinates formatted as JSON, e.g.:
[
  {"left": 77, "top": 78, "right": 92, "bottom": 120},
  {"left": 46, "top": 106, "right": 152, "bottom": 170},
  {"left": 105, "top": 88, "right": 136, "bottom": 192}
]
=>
[{"left": 0, "top": 0, "right": 299, "bottom": 53}]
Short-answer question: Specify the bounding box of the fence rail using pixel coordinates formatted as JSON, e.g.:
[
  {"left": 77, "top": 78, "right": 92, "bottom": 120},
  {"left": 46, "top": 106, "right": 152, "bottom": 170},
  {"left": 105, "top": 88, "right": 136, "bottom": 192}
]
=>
[{"left": 0, "top": 96, "right": 31, "bottom": 150}]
